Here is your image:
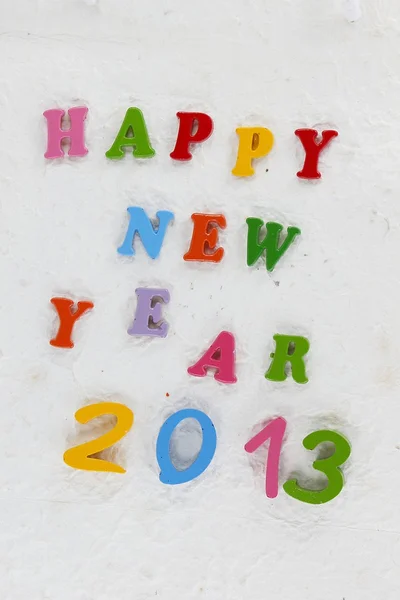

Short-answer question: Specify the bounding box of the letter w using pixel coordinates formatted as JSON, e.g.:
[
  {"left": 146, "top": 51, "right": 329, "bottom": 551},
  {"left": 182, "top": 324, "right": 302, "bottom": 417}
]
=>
[{"left": 246, "top": 218, "right": 301, "bottom": 272}]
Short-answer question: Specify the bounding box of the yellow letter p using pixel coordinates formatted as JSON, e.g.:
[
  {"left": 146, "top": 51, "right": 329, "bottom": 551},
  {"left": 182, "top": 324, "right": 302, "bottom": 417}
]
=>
[{"left": 232, "top": 127, "right": 274, "bottom": 177}]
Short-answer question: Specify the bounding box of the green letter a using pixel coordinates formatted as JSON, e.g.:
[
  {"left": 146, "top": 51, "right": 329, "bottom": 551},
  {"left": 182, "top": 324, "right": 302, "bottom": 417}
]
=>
[{"left": 106, "top": 108, "right": 155, "bottom": 160}]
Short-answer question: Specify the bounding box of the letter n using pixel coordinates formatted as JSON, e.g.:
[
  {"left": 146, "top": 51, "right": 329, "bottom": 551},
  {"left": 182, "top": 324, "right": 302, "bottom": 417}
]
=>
[{"left": 118, "top": 207, "right": 174, "bottom": 258}]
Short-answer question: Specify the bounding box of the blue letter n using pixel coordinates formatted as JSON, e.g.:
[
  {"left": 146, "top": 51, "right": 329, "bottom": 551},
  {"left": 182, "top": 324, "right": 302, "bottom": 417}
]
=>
[{"left": 118, "top": 207, "right": 174, "bottom": 259}]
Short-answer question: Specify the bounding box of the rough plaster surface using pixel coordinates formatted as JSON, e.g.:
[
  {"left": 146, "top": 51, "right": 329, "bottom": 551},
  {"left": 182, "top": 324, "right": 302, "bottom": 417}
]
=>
[{"left": 1, "top": 0, "right": 400, "bottom": 598}]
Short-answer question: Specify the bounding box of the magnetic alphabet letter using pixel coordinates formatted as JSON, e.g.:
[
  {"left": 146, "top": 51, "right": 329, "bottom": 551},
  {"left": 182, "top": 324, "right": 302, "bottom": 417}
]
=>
[
  {"left": 118, "top": 207, "right": 174, "bottom": 258},
  {"left": 50, "top": 297, "right": 94, "bottom": 348},
  {"left": 184, "top": 213, "right": 226, "bottom": 263},
  {"left": 170, "top": 112, "right": 213, "bottom": 161},
  {"left": 106, "top": 108, "right": 155, "bottom": 160},
  {"left": 188, "top": 331, "right": 237, "bottom": 384},
  {"left": 43, "top": 106, "right": 88, "bottom": 159},
  {"left": 232, "top": 127, "right": 274, "bottom": 177},
  {"left": 246, "top": 219, "right": 301, "bottom": 271},
  {"left": 265, "top": 334, "right": 310, "bottom": 384},
  {"left": 295, "top": 129, "right": 338, "bottom": 179},
  {"left": 128, "top": 288, "right": 170, "bottom": 338}
]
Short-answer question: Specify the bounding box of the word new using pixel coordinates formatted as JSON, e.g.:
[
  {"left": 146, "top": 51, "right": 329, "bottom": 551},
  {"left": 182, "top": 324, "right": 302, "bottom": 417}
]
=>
[
  {"left": 43, "top": 106, "right": 338, "bottom": 178},
  {"left": 63, "top": 402, "right": 351, "bottom": 505},
  {"left": 116, "top": 209, "right": 301, "bottom": 269}
]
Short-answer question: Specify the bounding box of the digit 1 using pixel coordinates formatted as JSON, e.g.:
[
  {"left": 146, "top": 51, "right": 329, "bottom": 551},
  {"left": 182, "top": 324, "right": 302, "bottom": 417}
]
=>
[{"left": 244, "top": 417, "right": 287, "bottom": 498}]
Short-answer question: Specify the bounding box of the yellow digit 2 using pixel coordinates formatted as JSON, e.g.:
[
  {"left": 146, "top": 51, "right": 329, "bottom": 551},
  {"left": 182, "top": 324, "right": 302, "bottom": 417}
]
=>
[{"left": 63, "top": 402, "right": 134, "bottom": 473}]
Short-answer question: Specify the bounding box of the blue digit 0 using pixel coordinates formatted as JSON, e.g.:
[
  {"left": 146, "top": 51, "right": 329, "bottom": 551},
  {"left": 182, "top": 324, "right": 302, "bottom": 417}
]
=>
[{"left": 156, "top": 408, "right": 217, "bottom": 485}]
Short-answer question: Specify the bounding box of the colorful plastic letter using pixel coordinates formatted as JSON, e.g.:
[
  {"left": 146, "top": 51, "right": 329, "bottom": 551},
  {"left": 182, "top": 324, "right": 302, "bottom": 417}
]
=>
[
  {"left": 170, "top": 112, "right": 213, "bottom": 160},
  {"left": 156, "top": 408, "right": 217, "bottom": 484},
  {"left": 246, "top": 218, "right": 301, "bottom": 271},
  {"left": 43, "top": 107, "right": 88, "bottom": 159},
  {"left": 118, "top": 207, "right": 174, "bottom": 258},
  {"left": 128, "top": 288, "right": 170, "bottom": 338},
  {"left": 184, "top": 213, "right": 226, "bottom": 263},
  {"left": 283, "top": 430, "right": 351, "bottom": 504},
  {"left": 188, "top": 331, "right": 237, "bottom": 384},
  {"left": 265, "top": 334, "right": 310, "bottom": 384},
  {"left": 245, "top": 417, "right": 287, "bottom": 498},
  {"left": 63, "top": 402, "right": 134, "bottom": 473},
  {"left": 295, "top": 129, "right": 338, "bottom": 179},
  {"left": 50, "top": 297, "right": 94, "bottom": 348},
  {"left": 232, "top": 127, "right": 274, "bottom": 177},
  {"left": 106, "top": 108, "right": 155, "bottom": 159}
]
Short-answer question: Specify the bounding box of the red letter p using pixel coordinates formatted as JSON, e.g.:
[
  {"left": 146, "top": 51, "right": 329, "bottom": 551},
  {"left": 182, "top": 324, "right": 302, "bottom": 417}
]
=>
[{"left": 170, "top": 112, "right": 213, "bottom": 161}]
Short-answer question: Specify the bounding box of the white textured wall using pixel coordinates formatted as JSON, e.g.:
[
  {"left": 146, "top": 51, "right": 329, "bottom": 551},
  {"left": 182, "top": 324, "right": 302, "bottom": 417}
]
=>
[{"left": 1, "top": 1, "right": 400, "bottom": 598}]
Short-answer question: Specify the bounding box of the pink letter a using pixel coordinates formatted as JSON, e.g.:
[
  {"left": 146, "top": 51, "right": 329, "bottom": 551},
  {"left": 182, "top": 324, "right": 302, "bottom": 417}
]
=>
[{"left": 188, "top": 331, "right": 237, "bottom": 384}]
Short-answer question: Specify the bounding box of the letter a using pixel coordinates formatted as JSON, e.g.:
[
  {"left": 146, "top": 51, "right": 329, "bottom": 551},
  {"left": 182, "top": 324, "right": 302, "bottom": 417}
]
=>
[
  {"left": 265, "top": 334, "right": 310, "bottom": 384},
  {"left": 188, "top": 331, "right": 237, "bottom": 384},
  {"left": 246, "top": 219, "right": 301, "bottom": 272},
  {"left": 118, "top": 207, "right": 174, "bottom": 258},
  {"left": 106, "top": 108, "right": 155, "bottom": 160},
  {"left": 295, "top": 129, "right": 338, "bottom": 179},
  {"left": 50, "top": 297, "right": 94, "bottom": 348}
]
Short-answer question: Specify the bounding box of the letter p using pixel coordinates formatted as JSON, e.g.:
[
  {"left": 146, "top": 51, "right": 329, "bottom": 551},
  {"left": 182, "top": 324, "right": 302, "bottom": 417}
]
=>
[
  {"left": 232, "top": 127, "right": 274, "bottom": 177},
  {"left": 170, "top": 112, "right": 213, "bottom": 161}
]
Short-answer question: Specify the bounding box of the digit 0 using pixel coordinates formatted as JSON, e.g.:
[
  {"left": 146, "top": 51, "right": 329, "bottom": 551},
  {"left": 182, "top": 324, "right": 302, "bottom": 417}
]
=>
[{"left": 156, "top": 408, "right": 217, "bottom": 485}]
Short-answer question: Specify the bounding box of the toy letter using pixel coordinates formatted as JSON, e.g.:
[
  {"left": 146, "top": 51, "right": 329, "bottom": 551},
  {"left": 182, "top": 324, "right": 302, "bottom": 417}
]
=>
[
  {"left": 118, "top": 207, "right": 174, "bottom": 258},
  {"left": 128, "top": 288, "right": 170, "bottom": 338},
  {"left": 184, "top": 213, "right": 226, "bottom": 263},
  {"left": 232, "top": 127, "right": 274, "bottom": 177},
  {"left": 50, "top": 297, "right": 94, "bottom": 348},
  {"left": 188, "top": 331, "right": 237, "bottom": 384},
  {"left": 43, "top": 107, "right": 88, "bottom": 159},
  {"left": 170, "top": 112, "right": 213, "bottom": 160},
  {"left": 295, "top": 129, "right": 338, "bottom": 179},
  {"left": 265, "top": 334, "right": 310, "bottom": 384},
  {"left": 246, "top": 219, "right": 301, "bottom": 271},
  {"left": 106, "top": 108, "right": 155, "bottom": 159}
]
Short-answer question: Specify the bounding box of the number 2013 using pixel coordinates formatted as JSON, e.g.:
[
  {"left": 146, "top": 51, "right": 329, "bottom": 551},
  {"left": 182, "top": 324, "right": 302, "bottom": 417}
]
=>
[{"left": 63, "top": 402, "right": 351, "bottom": 505}]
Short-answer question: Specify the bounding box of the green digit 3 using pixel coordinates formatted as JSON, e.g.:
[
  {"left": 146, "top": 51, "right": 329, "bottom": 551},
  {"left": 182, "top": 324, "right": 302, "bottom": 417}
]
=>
[{"left": 283, "top": 429, "right": 351, "bottom": 504}]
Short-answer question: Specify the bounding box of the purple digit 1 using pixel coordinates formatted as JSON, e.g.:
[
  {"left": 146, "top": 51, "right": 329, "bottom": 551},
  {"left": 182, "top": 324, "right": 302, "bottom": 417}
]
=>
[{"left": 244, "top": 417, "right": 287, "bottom": 498}]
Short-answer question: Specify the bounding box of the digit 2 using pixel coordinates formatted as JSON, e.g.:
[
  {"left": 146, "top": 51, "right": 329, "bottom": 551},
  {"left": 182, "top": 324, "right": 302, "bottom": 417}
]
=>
[{"left": 63, "top": 402, "right": 134, "bottom": 473}]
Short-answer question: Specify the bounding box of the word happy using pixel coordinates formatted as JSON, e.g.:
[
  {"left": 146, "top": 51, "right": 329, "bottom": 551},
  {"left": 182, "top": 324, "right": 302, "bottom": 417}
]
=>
[{"left": 43, "top": 105, "right": 350, "bottom": 505}]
